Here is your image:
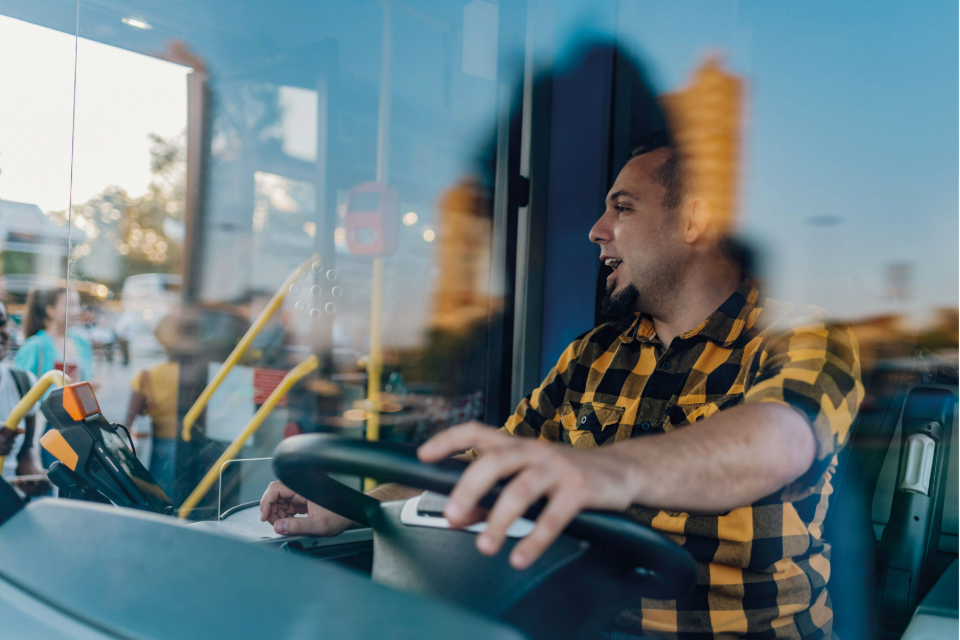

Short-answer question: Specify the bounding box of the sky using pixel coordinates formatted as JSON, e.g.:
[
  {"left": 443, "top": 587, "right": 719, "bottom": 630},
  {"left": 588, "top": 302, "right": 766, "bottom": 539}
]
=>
[
  {"left": 0, "top": 1, "right": 956, "bottom": 324},
  {"left": 567, "top": 0, "right": 959, "bottom": 324},
  {"left": 0, "top": 14, "right": 188, "bottom": 214}
]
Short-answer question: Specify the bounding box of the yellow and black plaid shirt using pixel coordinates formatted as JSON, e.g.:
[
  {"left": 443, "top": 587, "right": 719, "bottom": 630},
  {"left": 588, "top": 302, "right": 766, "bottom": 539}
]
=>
[{"left": 499, "top": 279, "right": 863, "bottom": 640}]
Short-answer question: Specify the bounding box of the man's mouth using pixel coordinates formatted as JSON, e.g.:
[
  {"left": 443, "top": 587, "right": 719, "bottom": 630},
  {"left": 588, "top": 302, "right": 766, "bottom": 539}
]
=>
[{"left": 603, "top": 258, "right": 623, "bottom": 279}]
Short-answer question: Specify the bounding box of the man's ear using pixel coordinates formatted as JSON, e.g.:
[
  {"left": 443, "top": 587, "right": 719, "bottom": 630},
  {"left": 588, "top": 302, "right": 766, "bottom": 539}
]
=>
[{"left": 682, "top": 198, "right": 711, "bottom": 244}]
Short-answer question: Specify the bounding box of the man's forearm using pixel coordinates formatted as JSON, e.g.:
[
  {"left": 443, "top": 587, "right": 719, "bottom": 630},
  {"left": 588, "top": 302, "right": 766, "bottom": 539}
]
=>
[{"left": 612, "top": 402, "right": 816, "bottom": 513}]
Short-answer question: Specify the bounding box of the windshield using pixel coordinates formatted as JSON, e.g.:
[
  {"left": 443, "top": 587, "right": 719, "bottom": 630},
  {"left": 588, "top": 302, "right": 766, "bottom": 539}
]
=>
[{"left": 0, "top": 0, "right": 955, "bottom": 525}]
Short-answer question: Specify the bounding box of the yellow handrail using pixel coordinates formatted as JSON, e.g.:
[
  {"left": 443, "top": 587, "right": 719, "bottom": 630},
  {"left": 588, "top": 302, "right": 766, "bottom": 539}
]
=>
[
  {"left": 181, "top": 254, "right": 320, "bottom": 441},
  {"left": 364, "top": 257, "right": 384, "bottom": 491},
  {"left": 177, "top": 354, "right": 319, "bottom": 519},
  {"left": 0, "top": 371, "right": 70, "bottom": 470}
]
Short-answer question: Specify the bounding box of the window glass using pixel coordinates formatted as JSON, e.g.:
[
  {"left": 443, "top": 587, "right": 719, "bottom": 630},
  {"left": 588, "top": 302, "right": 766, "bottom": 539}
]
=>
[
  {"left": 18, "top": 0, "right": 512, "bottom": 518},
  {"left": 0, "top": 1, "right": 954, "bottom": 530}
]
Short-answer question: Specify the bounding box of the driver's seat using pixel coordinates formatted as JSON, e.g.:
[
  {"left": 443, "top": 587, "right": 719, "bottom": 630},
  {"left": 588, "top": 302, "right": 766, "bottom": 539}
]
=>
[{"left": 827, "top": 356, "right": 958, "bottom": 640}]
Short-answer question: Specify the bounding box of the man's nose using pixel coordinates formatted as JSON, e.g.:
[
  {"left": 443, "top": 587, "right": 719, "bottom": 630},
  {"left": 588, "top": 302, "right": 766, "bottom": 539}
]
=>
[{"left": 589, "top": 211, "right": 612, "bottom": 244}]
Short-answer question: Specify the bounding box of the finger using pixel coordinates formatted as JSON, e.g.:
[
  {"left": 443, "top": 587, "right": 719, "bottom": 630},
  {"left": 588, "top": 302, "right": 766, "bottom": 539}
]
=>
[
  {"left": 277, "top": 502, "right": 303, "bottom": 519},
  {"left": 509, "top": 488, "right": 582, "bottom": 570},
  {"left": 260, "top": 481, "right": 284, "bottom": 521},
  {"left": 476, "top": 467, "right": 558, "bottom": 557},
  {"left": 260, "top": 480, "right": 299, "bottom": 522},
  {"left": 267, "top": 506, "right": 283, "bottom": 525},
  {"left": 418, "top": 422, "right": 496, "bottom": 462},
  {"left": 444, "top": 448, "right": 533, "bottom": 527},
  {"left": 261, "top": 482, "right": 307, "bottom": 521}
]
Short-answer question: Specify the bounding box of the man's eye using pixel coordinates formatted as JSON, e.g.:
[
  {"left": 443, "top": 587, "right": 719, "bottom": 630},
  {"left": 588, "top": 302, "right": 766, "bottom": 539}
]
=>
[{"left": 616, "top": 205, "right": 629, "bottom": 213}]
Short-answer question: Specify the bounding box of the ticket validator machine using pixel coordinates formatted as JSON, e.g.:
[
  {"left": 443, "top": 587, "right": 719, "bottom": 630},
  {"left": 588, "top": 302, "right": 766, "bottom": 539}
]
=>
[{"left": 39, "top": 382, "right": 173, "bottom": 515}]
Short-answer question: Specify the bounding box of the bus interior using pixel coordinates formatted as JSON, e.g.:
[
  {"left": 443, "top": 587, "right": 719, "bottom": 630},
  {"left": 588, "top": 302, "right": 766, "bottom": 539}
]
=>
[{"left": 0, "top": 1, "right": 956, "bottom": 638}]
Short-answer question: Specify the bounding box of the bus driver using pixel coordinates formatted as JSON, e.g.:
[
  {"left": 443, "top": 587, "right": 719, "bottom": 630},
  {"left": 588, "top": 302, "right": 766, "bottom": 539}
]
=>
[{"left": 261, "top": 133, "right": 863, "bottom": 640}]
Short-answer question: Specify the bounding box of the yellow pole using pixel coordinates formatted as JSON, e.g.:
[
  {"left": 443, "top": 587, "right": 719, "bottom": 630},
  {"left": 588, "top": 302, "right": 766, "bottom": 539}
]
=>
[
  {"left": 364, "top": 257, "right": 384, "bottom": 491},
  {"left": 178, "top": 354, "right": 319, "bottom": 519},
  {"left": 182, "top": 254, "right": 320, "bottom": 441},
  {"left": 0, "top": 371, "right": 70, "bottom": 470}
]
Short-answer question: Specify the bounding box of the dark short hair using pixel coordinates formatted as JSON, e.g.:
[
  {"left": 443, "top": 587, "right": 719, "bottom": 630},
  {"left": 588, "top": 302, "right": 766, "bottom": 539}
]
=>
[{"left": 629, "top": 130, "right": 684, "bottom": 211}]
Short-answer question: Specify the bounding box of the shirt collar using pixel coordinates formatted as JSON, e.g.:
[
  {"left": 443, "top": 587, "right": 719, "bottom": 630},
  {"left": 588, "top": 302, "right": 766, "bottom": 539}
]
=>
[{"left": 620, "top": 279, "right": 760, "bottom": 347}]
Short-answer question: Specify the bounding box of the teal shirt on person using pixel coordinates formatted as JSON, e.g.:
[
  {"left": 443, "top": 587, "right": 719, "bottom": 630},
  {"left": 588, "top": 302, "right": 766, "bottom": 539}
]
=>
[
  {"left": 14, "top": 330, "right": 94, "bottom": 469},
  {"left": 14, "top": 329, "right": 94, "bottom": 383}
]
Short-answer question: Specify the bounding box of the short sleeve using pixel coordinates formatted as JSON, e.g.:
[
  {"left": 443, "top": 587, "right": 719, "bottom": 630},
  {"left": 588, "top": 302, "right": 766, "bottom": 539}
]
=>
[
  {"left": 744, "top": 321, "right": 864, "bottom": 498},
  {"left": 130, "top": 369, "right": 146, "bottom": 393},
  {"left": 502, "top": 334, "right": 589, "bottom": 441}
]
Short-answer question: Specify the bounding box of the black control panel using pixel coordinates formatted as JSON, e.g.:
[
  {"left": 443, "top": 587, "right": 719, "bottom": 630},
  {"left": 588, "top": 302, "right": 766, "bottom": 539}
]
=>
[{"left": 41, "top": 384, "right": 173, "bottom": 515}]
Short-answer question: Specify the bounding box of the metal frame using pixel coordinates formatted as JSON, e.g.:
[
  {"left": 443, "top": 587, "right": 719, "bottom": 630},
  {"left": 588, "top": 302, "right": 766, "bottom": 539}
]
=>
[{"left": 508, "top": 0, "right": 554, "bottom": 413}]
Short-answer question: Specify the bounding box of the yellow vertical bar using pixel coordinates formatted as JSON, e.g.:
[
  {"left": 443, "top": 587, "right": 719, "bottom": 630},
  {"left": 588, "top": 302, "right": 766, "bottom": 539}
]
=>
[{"left": 364, "top": 257, "right": 384, "bottom": 491}]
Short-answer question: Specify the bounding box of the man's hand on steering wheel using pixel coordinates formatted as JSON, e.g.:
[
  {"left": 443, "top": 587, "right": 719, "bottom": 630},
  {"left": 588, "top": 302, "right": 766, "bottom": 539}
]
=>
[
  {"left": 418, "top": 421, "right": 636, "bottom": 570},
  {"left": 259, "top": 480, "right": 354, "bottom": 537}
]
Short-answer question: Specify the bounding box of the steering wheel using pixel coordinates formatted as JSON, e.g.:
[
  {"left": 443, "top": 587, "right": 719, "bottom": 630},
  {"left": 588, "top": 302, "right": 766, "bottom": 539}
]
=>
[{"left": 273, "top": 434, "right": 696, "bottom": 598}]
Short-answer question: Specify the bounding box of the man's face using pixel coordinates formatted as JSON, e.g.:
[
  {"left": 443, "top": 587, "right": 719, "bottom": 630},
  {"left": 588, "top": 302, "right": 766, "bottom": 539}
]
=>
[
  {"left": 0, "top": 301, "right": 9, "bottom": 360},
  {"left": 589, "top": 148, "right": 685, "bottom": 318}
]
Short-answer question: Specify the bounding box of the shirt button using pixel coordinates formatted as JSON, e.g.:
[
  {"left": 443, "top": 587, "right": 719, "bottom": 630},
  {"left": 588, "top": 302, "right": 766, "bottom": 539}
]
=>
[
  {"left": 640, "top": 421, "right": 651, "bottom": 431},
  {"left": 661, "top": 360, "right": 671, "bottom": 369},
  {"left": 580, "top": 417, "right": 587, "bottom": 425}
]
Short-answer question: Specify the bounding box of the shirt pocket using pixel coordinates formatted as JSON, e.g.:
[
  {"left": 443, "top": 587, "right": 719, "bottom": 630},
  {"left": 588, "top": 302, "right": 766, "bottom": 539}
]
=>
[
  {"left": 559, "top": 401, "right": 625, "bottom": 448},
  {"left": 665, "top": 393, "right": 744, "bottom": 430}
]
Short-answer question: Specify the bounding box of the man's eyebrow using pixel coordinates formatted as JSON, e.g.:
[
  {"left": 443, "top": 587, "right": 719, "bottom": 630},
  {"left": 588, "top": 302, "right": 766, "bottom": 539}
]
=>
[{"left": 606, "top": 190, "right": 638, "bottom": 202}]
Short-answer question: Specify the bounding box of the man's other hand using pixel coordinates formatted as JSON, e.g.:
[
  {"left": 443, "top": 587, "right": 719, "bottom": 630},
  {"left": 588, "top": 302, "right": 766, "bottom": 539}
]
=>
[
  {"left": 417, "top": 422, "right": 635, "bottom": 571},
  {"left": 259, "top": 480, "right": 354, "bottom": 537}
]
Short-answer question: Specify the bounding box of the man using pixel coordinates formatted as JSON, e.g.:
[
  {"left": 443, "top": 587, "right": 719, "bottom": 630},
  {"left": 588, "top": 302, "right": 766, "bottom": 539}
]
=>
[
  {"left": 0, "top": 300, "right": 46, "bottom": 494},
  {"left": 261, "top": 134, "right": 863, "bottom": 639}
]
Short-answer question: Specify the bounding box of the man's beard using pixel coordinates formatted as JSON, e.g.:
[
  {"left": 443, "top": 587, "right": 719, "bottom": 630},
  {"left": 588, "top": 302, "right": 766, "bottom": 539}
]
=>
[{"left": 600, "top": 281, "right": 640, "bottom": 320}]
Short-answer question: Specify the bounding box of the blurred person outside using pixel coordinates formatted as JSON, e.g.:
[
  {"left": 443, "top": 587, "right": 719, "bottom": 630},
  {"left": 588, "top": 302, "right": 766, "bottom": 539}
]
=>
[
  {"left": 114, "top": 310, "right": 133, "bottom": 367},
  {"left": 14, "top": 288, "right": 97, "bottom": 468},
  {"left": 261, "top": 132, "right": 863, "bottom": 639},
  {"left": 0, "top": 300, "right": 46, "bottom": 496},
  {"left": 124, "top": 312, "right": 180, "bottom": 498}
]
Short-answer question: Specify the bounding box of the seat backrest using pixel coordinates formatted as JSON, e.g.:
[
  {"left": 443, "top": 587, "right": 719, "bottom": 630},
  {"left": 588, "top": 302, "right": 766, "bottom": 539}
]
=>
[
  {"left": 871, "top": 383, "right": 958, "bottom": 634},
  {"left": 872, "top": 390, "right": 959, "bottom": 554},
  {"left": 825, "top": 363, "right": 909, "bottom": 640}
]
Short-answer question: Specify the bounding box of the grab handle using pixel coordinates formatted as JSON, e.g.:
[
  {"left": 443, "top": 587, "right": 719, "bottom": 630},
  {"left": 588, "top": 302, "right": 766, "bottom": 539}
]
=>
[
  {"left": 177, "top": 355, "right": 319, "bottom": 519},
  {"left": 0, "top": 371, "right": 70, "bottom": 469},
  {"left": 181, "top": 254, "right": 320, "bottom": 441}
]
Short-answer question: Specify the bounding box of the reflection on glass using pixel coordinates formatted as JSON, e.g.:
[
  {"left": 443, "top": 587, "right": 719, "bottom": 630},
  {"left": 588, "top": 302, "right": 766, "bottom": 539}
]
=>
[{"left": 0, "top": 1, "right": 951, "bottom": 537}]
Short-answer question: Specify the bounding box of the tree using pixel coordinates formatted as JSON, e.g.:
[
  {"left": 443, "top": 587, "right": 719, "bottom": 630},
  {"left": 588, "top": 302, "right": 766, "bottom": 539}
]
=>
[{"left": 50, "top": 132, "right": 187, "bottom": 290}]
